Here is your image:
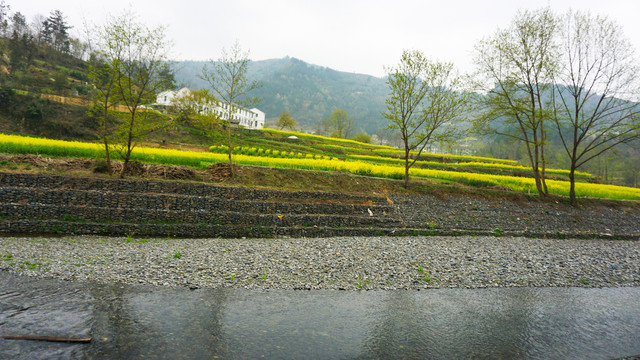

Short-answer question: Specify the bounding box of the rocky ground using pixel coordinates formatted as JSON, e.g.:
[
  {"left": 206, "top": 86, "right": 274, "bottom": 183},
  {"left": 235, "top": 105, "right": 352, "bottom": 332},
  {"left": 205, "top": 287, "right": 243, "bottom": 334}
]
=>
[
  {"left": 393, "top": 193, "right": 640, "bottom": 237},
  {"left": 1, "top": 235, "right": 638, "bottom": 290}
]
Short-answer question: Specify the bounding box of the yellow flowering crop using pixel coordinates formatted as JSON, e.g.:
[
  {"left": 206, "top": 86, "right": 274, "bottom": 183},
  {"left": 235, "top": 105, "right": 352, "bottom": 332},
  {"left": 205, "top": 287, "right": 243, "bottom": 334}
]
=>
[
  {"left": 1, "top": 133, "right": 639, "bottom": 201},
  {"left": 347, "top": 154, "right": 591, "bottom": 178},
  {"left": 370, "top": 148, "right": 519, "bottom": 165},
  {"left": 258, "top": 128, "right": 395, "bottom": 149}
]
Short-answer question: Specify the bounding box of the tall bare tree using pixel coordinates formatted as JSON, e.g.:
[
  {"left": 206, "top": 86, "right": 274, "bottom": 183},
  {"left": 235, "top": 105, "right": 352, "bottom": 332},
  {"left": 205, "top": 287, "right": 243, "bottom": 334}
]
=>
[
  {"left": 473, "top": 8, "right": 558, "bottom": 196},
  {"left": 87, "top": 57, "right": 119, "bottom": 175},
  {"left": 200, "top": 40, "right": 261, "bottom": 176},
  {"left": 94, "top": 10, "right": 173, "bottom": 177},
  {"left": 0, "top": 1, "right": 9, "bottom": 37},
  {"left": 383, "top": 49, "right": 468, "bottom": 189},
  {"left": 552, "top": 10, "right": 640, "bottom": 204}
]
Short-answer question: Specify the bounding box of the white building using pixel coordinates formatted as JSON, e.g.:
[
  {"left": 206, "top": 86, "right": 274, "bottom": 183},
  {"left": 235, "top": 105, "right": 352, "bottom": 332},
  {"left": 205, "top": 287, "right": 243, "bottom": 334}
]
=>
[{"left": 155, "top": 87, "right": 265, "bottom": 130}]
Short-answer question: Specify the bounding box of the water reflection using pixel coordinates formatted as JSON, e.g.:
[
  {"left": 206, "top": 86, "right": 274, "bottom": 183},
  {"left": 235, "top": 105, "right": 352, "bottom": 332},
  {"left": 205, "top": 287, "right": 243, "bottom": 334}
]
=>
[
  {"left": 90, "top": 286, "right": 229, "bottom": 359},
  {"left": 0, "top": 274, "right": 93, "bottom": 359},
  {"left": 1, "top": 272, "right": 639, "bottom": 359}
]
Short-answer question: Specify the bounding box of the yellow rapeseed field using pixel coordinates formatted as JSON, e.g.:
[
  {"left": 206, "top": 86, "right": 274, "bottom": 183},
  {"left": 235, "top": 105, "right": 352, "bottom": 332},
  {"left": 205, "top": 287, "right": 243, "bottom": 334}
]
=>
[
  {"left": 347, "top": 154, "right": 592, "bottom": 178},
  {"left": 1, "top": 133, "right": 639, "bottom": 201}
]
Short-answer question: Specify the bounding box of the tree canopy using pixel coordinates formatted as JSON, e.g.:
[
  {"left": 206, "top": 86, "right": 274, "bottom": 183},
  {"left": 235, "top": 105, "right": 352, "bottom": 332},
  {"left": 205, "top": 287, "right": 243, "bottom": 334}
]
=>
[
  {"left": 89, "top": 9, "right": 174, "bottom": 177},
  {"left": 383, "top": 49, "right": 468, "bottom": 188},
  {"left": 472, "top": 8, "right": 557, "bottom": 197},
  {"left": 325, "top": 108, "right": 353, "bottom": 138},
  {"left": 276, "top": 110, "right": 297, "bottom": 130},
  {"left": 552, "top": 10, "right": 640, "bottom": 204},
  {"left": 473, "top": 7, "right": 640, "bottom": 204},
  {"left": 200, "top": 40, "right": 261, "bottom": 175}
]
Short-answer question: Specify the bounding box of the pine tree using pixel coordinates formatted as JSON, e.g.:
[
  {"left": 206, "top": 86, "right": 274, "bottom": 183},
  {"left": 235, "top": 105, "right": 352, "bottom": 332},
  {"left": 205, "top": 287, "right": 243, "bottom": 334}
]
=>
[{"left": 44, "top": 10, "right": 71, "bottom": 53}]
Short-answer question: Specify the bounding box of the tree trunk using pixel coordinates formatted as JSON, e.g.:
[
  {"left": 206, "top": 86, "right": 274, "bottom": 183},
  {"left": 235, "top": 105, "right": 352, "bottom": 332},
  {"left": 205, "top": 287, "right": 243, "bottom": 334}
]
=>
[
  {"left": 102, "top": 92, "right": 113, "bottom": 176},
  {"left": 103, "top": 139, "right": 112, "bottom": 175},
  {"left": 529, "top": 142, "right": 545, "bottom": 197},
  {"left": 404, "top": 150, "right": 410, "bottom": 189},
  {"left": 532, "top": 168, "right": 544, "bottom": 197},
  {"left": 120, "top": 111, "right": 136, "bottom": 179},
  {"left": 569, "top": 164, "right": 577, "bottom": 206},
  {"left": 540, "top": 130, "right": 549, "bottom": 195},
  {"left": 120, "top": 143, "right": 133, "bottom": 178},
  {"left": 226, "top": 109, "right": 234, "bottom": 177},
  {"left": 120, "top": 153, "right": 130, "bottom": 179},
  {"left": 101, "top": 105, "right": 112, "bottom": 175}
]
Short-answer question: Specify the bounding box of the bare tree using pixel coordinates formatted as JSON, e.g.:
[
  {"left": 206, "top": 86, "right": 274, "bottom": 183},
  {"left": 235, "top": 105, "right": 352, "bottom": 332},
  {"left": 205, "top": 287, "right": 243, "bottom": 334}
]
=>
[
  {"left": 383, "top": 49, "right": 469, "bottom": 188},
  {"left": 473, "top": 8, "right": 558, "bottom": 196},
  {"left": 94, "top": 10, "right": 174, "bottom": 177},
  {"left": 30, "top": 14, "right": 47, "bottom": 45},
  {"left": 87, "top": 57, "right": 119, "bottom": 175},
  {"left": 552, "top": 10, "right": 640, "bottom": 204},
  {"left": 0, "top": 0, "right": 9, "bottom": 37},
  {"left": 200, "top": 40, "right": 261, "bottom": 176}
]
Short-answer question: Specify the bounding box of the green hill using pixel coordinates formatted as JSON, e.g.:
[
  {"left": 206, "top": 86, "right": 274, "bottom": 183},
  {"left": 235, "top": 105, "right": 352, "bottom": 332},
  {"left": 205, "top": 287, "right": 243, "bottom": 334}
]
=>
[{"left": 174, "top": 57, "right": 388, "bottom": 134}]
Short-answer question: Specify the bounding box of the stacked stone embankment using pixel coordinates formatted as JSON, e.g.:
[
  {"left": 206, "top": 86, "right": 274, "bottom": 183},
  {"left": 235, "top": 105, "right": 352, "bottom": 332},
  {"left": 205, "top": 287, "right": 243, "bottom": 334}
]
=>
[
  {"left": 1, "top": 172, "right": 639, "bottom": 239},
  {"left": 0, "top": 172, "right": 402, "bottom": 238}
]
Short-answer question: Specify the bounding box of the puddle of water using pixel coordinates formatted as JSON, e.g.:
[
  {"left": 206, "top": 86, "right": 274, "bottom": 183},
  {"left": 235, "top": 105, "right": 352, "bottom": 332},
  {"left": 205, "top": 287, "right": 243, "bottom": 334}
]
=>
[{"left": 1, "top": 272, "right": 639, "bottom": 359}]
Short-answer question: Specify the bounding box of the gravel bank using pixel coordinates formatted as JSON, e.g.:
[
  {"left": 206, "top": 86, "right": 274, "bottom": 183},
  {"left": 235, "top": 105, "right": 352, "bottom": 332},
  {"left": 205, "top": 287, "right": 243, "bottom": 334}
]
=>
[{"left": 1, "top": 235, "right": 638, "bottom": 290}]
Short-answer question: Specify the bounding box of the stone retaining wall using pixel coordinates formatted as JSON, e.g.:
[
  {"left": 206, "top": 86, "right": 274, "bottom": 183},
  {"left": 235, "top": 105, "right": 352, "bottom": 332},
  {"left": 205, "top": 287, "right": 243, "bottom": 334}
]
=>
[
  {"left": 0, "top": 173, "right": 388, "bottom": 205},
  {"left": 1, "top": 219, "right": 633, "bottom": 240},
  {"left": 0, "top": 172, "right": 400, "bottom": 238},
  {"left": 0, "top": 186, "right": 392, "bottom": 216},
  {"left": 2, "top": 172, "right": 639, "bottom": 239},
  {"left": 0, "top": 219, "right": 395, "bottom": 238},
  {"left": 1, "top": 203, "right": 401, "bottom": 228}
]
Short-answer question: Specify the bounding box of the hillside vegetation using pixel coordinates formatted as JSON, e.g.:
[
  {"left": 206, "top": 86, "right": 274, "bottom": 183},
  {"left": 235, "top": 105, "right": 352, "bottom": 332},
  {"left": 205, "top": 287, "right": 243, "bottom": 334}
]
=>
[
  {"left": 4, "top": 131, "right": 640, "bottom": 202},
  {"left": 1, "top": 47, "right": 638, "bottom": 202},
  {"left": 0, "top": 4, "right": 638, "bottom": 195}
]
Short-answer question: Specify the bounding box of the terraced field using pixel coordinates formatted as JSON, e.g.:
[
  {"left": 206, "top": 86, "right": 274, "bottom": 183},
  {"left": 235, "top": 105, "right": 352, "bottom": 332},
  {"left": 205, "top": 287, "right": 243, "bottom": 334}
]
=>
[{"left": 2, "top": 131, "right": 640, "bottom": 201}]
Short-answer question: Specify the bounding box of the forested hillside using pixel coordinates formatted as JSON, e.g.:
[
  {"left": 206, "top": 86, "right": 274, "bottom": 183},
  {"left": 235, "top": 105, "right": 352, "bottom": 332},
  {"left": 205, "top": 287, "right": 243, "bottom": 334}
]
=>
[
  {"left": 173, "top": 57, "right": 388, "bottom": 134},
  {"left": 0, "top": 4, "right": 96, "bottom": 139}
]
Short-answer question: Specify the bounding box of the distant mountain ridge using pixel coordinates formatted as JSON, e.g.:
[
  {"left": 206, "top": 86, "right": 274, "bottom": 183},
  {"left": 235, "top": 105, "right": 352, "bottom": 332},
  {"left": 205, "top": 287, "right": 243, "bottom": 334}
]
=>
[{"left": 173, "top": 57, "right": 389, "bottom": 134}]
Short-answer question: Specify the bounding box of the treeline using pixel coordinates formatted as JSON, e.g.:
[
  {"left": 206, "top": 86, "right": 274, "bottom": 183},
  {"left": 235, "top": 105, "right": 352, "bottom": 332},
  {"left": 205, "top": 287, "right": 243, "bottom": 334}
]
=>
[
  {"left": 174, "top": 57, "right": 389, "bottom": 135},
  {"left": 376, "top": 8, "right": 640, "bottom": 201}
]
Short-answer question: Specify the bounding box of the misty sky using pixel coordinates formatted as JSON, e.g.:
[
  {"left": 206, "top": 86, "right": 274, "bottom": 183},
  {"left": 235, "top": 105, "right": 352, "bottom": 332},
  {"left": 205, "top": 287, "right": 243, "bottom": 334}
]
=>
[{"left": 15, "top": 0, "right": 640, "bottom": 78}]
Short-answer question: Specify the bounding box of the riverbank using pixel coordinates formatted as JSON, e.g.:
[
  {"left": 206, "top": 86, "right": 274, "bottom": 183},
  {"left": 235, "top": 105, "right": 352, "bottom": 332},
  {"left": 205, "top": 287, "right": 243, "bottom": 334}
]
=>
[{"left": 1, "top": 235, "right": 638, "bottom": 290}]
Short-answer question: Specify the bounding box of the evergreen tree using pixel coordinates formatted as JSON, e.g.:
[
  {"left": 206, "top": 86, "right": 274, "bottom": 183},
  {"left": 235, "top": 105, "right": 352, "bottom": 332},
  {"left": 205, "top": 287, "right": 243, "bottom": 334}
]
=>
[
  {"left": 10, "top": 12, "right": 28, "bottom": 37},
  {"left": 44, "top": 10, "right": 71, "bottom": 53}
]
